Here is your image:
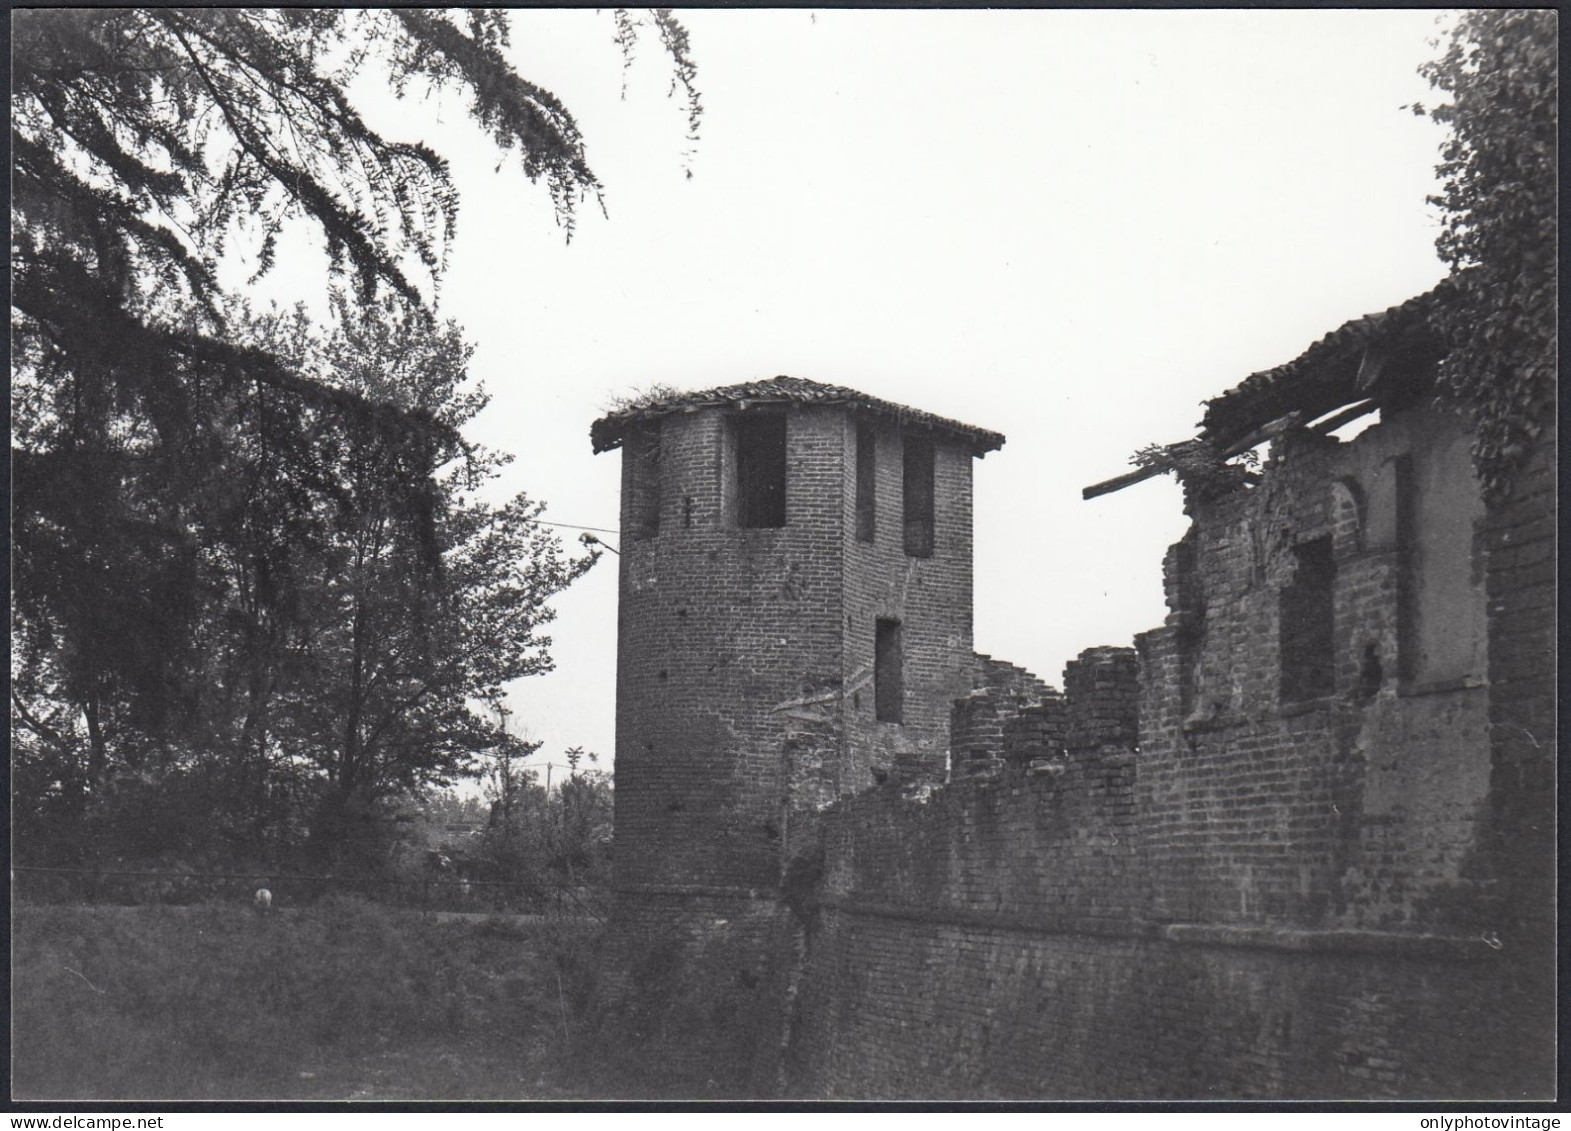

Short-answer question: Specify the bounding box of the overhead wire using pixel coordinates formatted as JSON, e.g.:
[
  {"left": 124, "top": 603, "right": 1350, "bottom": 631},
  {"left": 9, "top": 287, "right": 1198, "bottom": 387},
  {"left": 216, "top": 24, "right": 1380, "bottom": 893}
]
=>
[{"left": 534, "top": 520, "right": 618, "bottom": 535}]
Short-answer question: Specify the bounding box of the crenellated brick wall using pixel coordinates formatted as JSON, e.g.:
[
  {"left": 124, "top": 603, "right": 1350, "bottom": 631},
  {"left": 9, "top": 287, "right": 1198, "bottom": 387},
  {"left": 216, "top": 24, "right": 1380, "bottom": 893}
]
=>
[{"left": 782, "top": 401, "right": 1554, "bottom": 1100}]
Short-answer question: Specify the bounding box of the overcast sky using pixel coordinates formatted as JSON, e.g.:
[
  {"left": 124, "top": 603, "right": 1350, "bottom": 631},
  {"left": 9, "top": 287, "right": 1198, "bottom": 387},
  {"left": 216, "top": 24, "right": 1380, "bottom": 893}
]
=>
[{"left": 292, "top": 9, "right": 1454, "bottom": 773}]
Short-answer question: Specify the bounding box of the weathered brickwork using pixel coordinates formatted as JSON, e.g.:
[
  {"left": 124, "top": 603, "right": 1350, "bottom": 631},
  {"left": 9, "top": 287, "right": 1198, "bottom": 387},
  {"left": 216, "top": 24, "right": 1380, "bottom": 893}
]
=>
[
  {"left": 610, "top": 401, "right": 989, "bottom": 894},
  {"left": 784, "top": 394, "right": 1554, "bottom": 1099},
  {"left": 1473, "top": 428, "right": 1556, "bottom": 1055},
  {"left": 592, "top": 380, "right": 1001, "bottom": 1092},
  {"left": 591, "top": 351, "right": 1553, "bottom": 1098},
  {"left": 1136, "top": 401, "right": 1498, "bottom": 933},
  {"left": 613, "top": 406, "right": 846, "bottom": 893},
  {"left": 789, "top": 910, "right": 1528, "bottom": 1099},
  {"left": 838, "top": 415, "right": 980, "bottom": 788}
]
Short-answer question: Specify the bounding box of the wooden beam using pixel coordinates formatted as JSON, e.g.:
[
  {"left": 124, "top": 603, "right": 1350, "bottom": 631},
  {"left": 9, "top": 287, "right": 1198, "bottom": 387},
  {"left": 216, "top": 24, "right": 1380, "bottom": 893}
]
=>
[
  {"left": 1308, "top": 398, "right": 1378, "bottom": 437},
  {"left": 1084, "top": 409, "right": 1311, "bottom": 503},
  {"left": 1219, "top": 409, "right": 1304, "bottom": 459},
  {"left": 1082, "top": 462, "right": 1166, "bottom": 500}
]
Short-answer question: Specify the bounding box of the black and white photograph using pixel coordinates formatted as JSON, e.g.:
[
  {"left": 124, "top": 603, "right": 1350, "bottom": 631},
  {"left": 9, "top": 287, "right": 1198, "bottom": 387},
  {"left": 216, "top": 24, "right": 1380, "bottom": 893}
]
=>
[{"left": 10, "top": 6, "right": 1556, "bottom": 1106}]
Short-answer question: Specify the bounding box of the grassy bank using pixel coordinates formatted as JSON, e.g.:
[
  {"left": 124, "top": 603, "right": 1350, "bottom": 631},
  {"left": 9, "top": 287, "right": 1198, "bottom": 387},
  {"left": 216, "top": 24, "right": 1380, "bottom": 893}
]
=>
[{"left": 12, "top": 898, "right": 603, "bottom": 1101}]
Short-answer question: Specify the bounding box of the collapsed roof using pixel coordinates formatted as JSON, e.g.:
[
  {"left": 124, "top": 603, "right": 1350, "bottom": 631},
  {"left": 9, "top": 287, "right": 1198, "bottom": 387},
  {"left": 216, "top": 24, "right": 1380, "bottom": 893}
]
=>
[
  {"left": 590, "top": 374, "right": 1006, "bottom": 456},
  {"left": 1085, "top": 282, "right": 1453, "bottom": 500},
  {"left": 1198, "top": 281, "right": 1453, "bottom": 450}
]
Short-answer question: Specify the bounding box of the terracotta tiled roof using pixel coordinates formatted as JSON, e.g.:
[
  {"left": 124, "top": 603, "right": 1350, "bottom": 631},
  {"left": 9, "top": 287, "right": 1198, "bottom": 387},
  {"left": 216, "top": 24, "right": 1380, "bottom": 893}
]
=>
[
  {"left": 1199, "top": 282, "right": 1453, "bottom": 447},
  {"left": 590, "top": 375, "right": 1005, "bottom": 455}
]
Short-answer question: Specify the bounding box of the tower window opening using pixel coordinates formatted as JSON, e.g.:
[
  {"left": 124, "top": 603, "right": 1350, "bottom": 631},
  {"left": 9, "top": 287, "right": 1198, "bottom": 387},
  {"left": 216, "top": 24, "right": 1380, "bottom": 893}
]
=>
[
  {"left": 903, "top": 432, "right": 935, "bottom": 558},
  {"left": 1280, "top": 536, "right": 1335, "bottom": 702},
  {"left": 855, "top": 420, "right": 877, "bottom": 543},
  {"left": 626, "top": 423, "right": 661, "bottom": 540},
  {"left": 734, "top": 413, "right": 787, "bottom": 529},
  {"left": 875, "top": 619, "right": 903, "bottom": 723}
]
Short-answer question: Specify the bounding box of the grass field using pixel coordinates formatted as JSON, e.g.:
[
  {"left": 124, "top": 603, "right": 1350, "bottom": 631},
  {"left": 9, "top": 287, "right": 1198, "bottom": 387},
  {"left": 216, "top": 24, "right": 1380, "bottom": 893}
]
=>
[{"left": 12, "top": 898, "right": 604, "bottom": 1101}]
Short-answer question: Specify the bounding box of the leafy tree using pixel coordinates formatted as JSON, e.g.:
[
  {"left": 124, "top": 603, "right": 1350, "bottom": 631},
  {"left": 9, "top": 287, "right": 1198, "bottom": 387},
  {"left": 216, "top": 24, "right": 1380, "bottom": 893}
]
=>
[
  {"left": 417, "top": 789, "right": 487, "bottom": 833},
  {"left": 14, "top": 297, "right": 601, "bottom": 867},
  {"left": 1416, "top": 10, "right": 1556, "bottom": 498},
  {"left": 553, "top": 750, "right": 615, "bottom": 885},
  {"left": 11, "top": 9, "right": 695, "bottom": 865},
  {"left": 476, "top": 749, "right": 550, "bottom": 892},
  {"left": 472, "top": 746, "right": 613, "bottom": 895},
  {"left": 247, "top": 303, "right": 599, "bottom": 862}
]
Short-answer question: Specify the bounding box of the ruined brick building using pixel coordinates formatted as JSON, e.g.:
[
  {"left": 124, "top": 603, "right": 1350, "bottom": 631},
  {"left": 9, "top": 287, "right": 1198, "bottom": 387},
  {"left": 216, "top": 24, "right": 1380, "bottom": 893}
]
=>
[{"left": 588, "top": 288, "right": 1554, "bottom": 1099}]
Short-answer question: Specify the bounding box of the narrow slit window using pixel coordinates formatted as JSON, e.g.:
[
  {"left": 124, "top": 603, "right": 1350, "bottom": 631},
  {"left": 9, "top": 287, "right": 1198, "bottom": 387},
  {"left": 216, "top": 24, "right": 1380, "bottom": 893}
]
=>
[
  {"left": 855, "top": 420, "right": 877, "bottom": 543},
  {"left": 734, "top": 413, "right": 787, "bottom": 528},
  {"left": 903, "top": 432, "right": 934, "bottom": 558},
  {"left": 626, "top": 423, "right": 660, "bottom": 541},
  {"left": 875, "top": 619, "right": 903, "bottom": 723},
  {"left": 1280, "top": 537, "right": 1335, "bottom": 702}
]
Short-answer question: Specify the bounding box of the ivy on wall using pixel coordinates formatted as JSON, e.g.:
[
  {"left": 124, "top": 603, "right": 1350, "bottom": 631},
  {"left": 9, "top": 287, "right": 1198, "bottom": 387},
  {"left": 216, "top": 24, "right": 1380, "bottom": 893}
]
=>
[{"left": 1416, "top": 10, "right": 1557, "bottom": 501}]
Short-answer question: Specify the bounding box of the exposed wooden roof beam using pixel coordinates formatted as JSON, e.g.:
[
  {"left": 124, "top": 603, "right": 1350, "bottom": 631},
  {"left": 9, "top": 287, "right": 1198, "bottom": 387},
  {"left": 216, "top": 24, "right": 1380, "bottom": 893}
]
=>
[{"left": 1081, "top": 462, "right": 1167, "bottom": 501}]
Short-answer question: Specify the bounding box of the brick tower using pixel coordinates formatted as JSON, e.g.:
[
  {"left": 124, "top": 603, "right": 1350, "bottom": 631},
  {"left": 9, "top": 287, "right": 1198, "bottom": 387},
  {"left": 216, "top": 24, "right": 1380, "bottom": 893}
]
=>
[{"left": 589, "top": 376, "right": 1003, "bottom": 1090}]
